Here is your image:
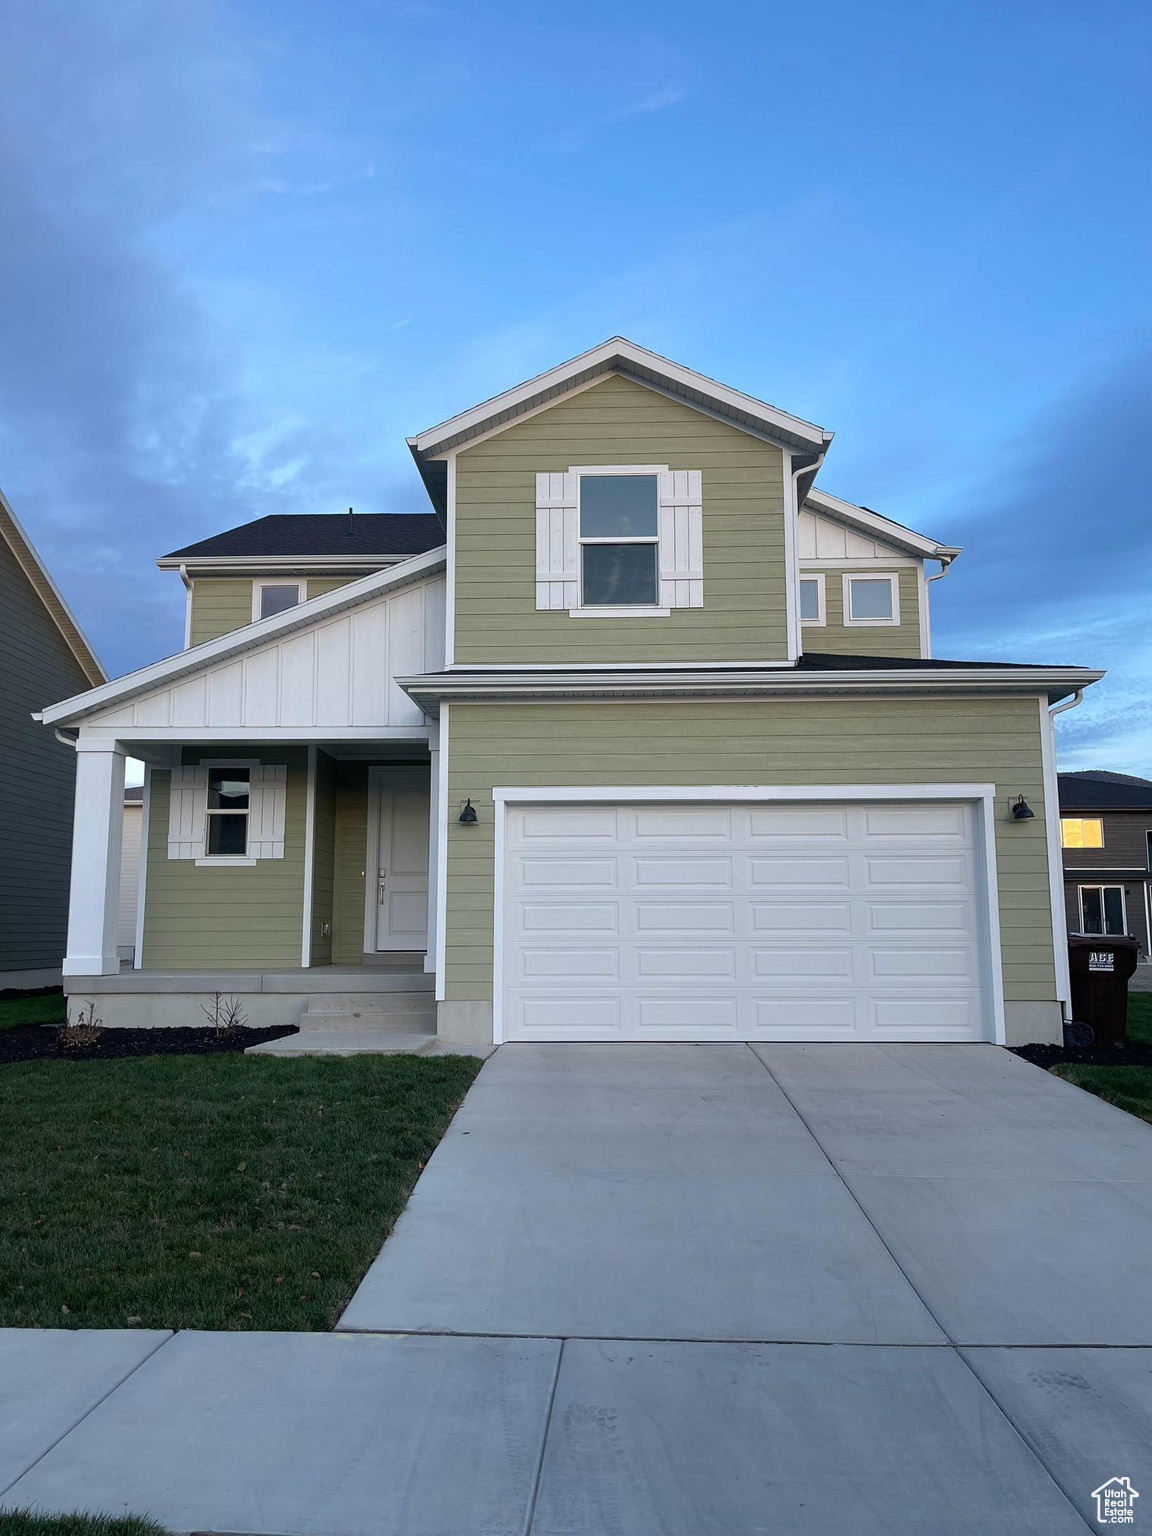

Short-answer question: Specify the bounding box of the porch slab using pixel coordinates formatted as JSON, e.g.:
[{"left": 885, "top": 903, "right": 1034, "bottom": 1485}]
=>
[
  {"left": 0, "top": 1328, "right": 171, "bottom": 1496},
  {"left": 65, "top": 968, "right": 432, "bottom": 995},
  {"left": 2, "top": 1330, "right": 560, "bottom": 1535}
]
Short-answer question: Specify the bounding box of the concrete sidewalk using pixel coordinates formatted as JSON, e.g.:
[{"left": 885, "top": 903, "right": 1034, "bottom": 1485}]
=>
[{"left": 4, "top": 1042, "right": 1151, "bottom": 1533}]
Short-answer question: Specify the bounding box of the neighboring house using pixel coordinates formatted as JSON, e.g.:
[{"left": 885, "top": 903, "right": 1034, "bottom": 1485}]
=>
[
  {"left": 0, "top": 488, "right": 106, "bottom": 986},
  {"left": 1059, "top": 770, "right": 1152, "bottom": 957},
  {"left": 117, "top": 786, "right": 144, "bottom": 963},
  {"left": 36, "top": 337, "right": 1103, "bottom": 1045}
]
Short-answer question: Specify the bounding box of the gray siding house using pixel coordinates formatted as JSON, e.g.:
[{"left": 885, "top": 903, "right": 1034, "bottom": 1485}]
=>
[
  {"left": 0, "top": 489, "right": 106, "bottom": 985},
  {"left": 1059, "top": 771, "right": 1152, "bottom": 958}
]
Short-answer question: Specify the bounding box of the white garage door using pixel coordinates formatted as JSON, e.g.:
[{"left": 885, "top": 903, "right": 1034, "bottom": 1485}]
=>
[{"left": 502, "top": 800, "right": 991, "bottom": 1042}]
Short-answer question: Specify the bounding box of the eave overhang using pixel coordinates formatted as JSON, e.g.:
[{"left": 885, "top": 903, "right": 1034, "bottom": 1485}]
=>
[
  {"left": 407, "top": 337, "right": 834, "bottom": 466},
  {"left": 155, "top": 554, "right": 410, "bottom": 574},
  {"left": 804, "top": 488, "right": 960, "bottom": 562},
  {"left": 398, "top": 665, "right": 1105, "bottom": 717}
]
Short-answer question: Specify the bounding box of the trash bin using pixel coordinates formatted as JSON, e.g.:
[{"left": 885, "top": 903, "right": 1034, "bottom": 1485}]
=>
[{"left": 1067, "top": 935, "right": 1140, "bottom": 1048}]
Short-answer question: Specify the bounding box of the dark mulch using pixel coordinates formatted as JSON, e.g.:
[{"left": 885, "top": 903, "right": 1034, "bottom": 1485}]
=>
[
  {"left": 1011, "top": 1040, "right": 1152, "bottom": 1070},
  {"left": 0, "top": 1023, "right": 298, "bottom": 1065}
]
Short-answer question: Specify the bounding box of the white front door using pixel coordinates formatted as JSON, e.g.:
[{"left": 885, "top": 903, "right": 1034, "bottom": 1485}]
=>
[
  {"left": 370, "top": 773, "right": 430, "bottom": 952},
  {"left": 502, "top": 799, "right": 991, "bottom": 1042}
]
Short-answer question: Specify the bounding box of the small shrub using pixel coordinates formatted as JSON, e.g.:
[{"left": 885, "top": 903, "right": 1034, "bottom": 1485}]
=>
[
  {"left": 200, "top": 991, "right": 250, "bottom": 1035},
  {"left": 59, "top": 999, "right": 103, "bottom": 1050}
]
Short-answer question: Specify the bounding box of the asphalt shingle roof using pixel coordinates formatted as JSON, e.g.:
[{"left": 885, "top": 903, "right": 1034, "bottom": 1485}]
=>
[
  {"left": 1058, "top": 771, "right": 1152, "bottom": 811},
  {"left": 163, "top": 513, "right": 445, "bottom": 561}
]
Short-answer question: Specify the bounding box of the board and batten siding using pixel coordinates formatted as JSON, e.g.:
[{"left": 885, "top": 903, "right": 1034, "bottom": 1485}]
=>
[
  {"left": 452, "top": 373, "right": 788, "bottom": 664},
  {"left": 141, "top": 751, "right": 307, "bottom": 970},
  {"left": 188, "top": 575, "right": 367, "bottom": 646},
  {"left": 0, "top": 532, "right": 94, "bottom": 972},
  {"left": 443, "top": 696, "right": 1056, "bottom": 1005},
  {"left": 803, "top": 567, "right": 922, "bottom": 658}
]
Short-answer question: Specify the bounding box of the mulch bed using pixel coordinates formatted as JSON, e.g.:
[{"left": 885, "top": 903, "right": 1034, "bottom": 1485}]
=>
[
  {"left": 1011, "top": 1041, "right": 1152, "bottom": 1070},
  {"left": 0, "top": 1023, "right": 299, "bottom": 1065}
]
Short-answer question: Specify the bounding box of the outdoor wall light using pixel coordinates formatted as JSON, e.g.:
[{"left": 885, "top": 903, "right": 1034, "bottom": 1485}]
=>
[
  {"left": 458, "top": 799, "right": 478, "bottom": 824},
  {"left": 1010, "top": 795, "right": 1035, "bottom": 821}
]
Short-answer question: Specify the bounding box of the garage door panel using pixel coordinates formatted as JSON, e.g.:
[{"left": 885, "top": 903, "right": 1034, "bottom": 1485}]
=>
[
  {"left": 520, "top": 902, "right": 619, "bottom": 934},
  {"left": 636, "top": 947, "right": 738, "bottom": 979},
  {"left": 503, "top": 800, "right": 990, "bottom": 1042},
  {"left": 634, "top": 901, "right": 736, "bottom": 934},
  {"left": 751, "top": 902, "right": 854, "bottom": 935}
]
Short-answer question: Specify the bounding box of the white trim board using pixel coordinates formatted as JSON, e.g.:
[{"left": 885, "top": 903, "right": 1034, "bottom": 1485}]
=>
[
  {"left": 489, "top": 783, "right": 1007, "bottom": 1048},
  {"left": 132, "top": 765, "right": 152, "bottom": 969},
  {"left": 1038, "top": 698, "right": 1072, "bottom": 1016}
]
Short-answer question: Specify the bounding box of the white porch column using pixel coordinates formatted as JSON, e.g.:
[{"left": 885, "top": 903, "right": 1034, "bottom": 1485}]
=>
[
  {"left": 425, "top": 735, "right": 440, "bottom": 975},
  {"left": 63, "top": 738, "right": 127, "bottom": 977}
]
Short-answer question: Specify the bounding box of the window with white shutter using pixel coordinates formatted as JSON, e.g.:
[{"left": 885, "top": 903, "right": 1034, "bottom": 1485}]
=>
[
  {"left": 165, "top": 761, "right": 285, "bottom": 863},
  {"left": 167, "top": 766, "right": 207, "bottom": 859},
  {"left": 535, "top": 465, "right": 703, "bottom": 614}
]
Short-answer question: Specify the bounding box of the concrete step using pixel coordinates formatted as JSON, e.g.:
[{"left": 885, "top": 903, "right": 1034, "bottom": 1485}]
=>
[
  {"left": 298, "top": 1012, "right": 437, "bottom": 1033},
  {"left": 303, "top": 998, "right": 436, "bottom": 1021},
  {"left": 246, "top": 1029, "right": 437, "bottom": 1057}
]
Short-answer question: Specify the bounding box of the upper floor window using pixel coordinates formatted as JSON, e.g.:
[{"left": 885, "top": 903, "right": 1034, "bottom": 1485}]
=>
[
  {"left": 579, "top": 474, "right": 659, "bottom": 607},
  {"left": 843, "top": 573, "right": 899, "bottom": 626},
  {"left": 254, "top": 581, "right": 301, "bottom": 621},
  {"left": 799, "top": 575, "right": 825, "bottom": 624},
  {"left": 1061, "top": 817, "right": 1104, "bottom": 849}
]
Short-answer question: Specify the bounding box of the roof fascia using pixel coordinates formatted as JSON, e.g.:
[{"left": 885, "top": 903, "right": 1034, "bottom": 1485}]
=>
[
  {"left": 0, "top": 486, "right": 106, "bottom": 686},
  {"left": 39, "top": 545, "right": 446, "bottom": 727},
  {"left": 805, "top": 488, "right": 957, "bottom": 559},
  {"left": 155, "top": 554, "right": 409, "bottom": 573},
  {"left": 409, "top": 337, "right": 832, "bottom": 458}
]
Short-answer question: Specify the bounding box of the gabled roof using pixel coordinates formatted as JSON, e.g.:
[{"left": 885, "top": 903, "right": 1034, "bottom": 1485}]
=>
[
  {"left": 159, "top": 512, "right": 445, "bottom": 566},
  {"left": 804, "top": 488, "right": 961, "bottom": 561},
  {"left": 39, "top": 544, "right": 446, "bottom": 728},
  {"left": 1059, "top": 771, "right": 1152, "bottom": 811},
  {"left": 407, "top": 338, "right": 834, "bottom": 512},
  {"left": 0, "top": 486, "right": 106, "bottom": 687}
]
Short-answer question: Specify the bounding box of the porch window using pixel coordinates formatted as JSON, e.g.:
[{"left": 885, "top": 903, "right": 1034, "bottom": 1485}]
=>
[
  {"left": 1079, "top": 885, "right": 1126, "bottom": 936},
  {"left": 206, "top": 769, "right": 250, "bottom": 856}
]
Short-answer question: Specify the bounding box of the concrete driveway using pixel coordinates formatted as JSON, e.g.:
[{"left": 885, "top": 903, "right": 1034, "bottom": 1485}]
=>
[{"left": 7, "top": 1042, "right": 1152, "bottom": 1534}]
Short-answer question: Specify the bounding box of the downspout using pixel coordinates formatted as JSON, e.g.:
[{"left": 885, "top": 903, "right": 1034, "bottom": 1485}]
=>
[
  {"left": 790, "top": 450, "right": 827, "bottom": 661},
  {"left": 55, "top": 727, "right": 78, "bottom": 749},
  {"left": 1044, "top": 687, "right": 1085, "bottom": 1023},
  {"left": 179, "top": 563, "right": 193, "bottom": 649},
  {"left": 921, "top": 551, "right": 957, "bottom": 659}
]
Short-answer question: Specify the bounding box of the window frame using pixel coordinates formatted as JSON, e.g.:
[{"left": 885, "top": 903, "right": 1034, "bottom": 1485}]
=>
[
  {"left": 799, "top": 573, "right": 826, "bottom": 626},
  {"left": 572, "top": 464, "right": 670, "bottom": 618},
  {"left": 1060, "top": 817, "right": 1105, "bottom": 849},
  {"left": 842, "top": 571, "right": 900, "bottom": 627},
  {"left": 197, "top": 760, "right": 258, "bottom": 867},
  {"left": 1078, "top": 884, "right": 1127, "bottom": 936},
  {"left": 252, "top": 580, "right": 303, "bottom": 623}
]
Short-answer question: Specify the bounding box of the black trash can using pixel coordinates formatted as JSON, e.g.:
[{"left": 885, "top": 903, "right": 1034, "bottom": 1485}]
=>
[{"left": 1067, "top": 935, "right": 1140, "bottom": 1048}]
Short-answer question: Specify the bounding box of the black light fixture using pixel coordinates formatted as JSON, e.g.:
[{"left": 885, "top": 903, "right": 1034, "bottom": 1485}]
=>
[
  {"left": 458, "top": 799, "right": 478, "bottom": 824},
  {"left": 1010, "top": 795, "right": 1035, "bottom": 821}
]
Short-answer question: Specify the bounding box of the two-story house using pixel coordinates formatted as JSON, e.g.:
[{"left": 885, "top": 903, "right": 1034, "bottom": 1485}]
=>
[
  {"left": 1059, "top": 770, "right": 1152, "bottom": 959},
  {"left": 36, "top": 338, "right": 1102, "bottom": 1046}
]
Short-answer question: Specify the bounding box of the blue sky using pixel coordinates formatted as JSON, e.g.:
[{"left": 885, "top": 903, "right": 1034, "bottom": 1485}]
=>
[{"left": 1, "top": 0, "right": 1149, "bottom": 771}]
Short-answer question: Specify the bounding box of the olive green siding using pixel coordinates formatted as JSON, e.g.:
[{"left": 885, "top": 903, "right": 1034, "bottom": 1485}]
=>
[
  {"left": 332, "top": 763, "right": 369, "bottom": 964},
  {"left": 188, "top": 579, "right": 252, "bottom": 645},
  {"left": 141, "top": 750, "right": 307, "bottom": 969},
  {"left": 802, "top": 567, "right": 922, "bottom": 658},
  {"left": 188, "top": 575, "right": 362, "bottom": 646},
  {"left": 310, "top": 750, "right": 337, "bottom": 966},
  {"left": 444, "top": 697, "right": 1055, "bottom": 1005},
  {"left": 453, "top": 374, "right": 788, "bottom": 664}
]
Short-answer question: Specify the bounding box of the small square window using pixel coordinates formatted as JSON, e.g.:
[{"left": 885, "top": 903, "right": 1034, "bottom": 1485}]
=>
[
  {"left": 847, "top": 576, "right": 895, "bottom": 622},
  {"left": 258, "top": 584, "right": 301, "bottom": 619}
]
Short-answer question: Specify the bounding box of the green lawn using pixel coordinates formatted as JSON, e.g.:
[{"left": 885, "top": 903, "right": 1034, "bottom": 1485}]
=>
[
  {"left": 1, "top": 1052, "right": 480, "bottom": 1331},
  {"left": 1051, "top": 992, "right": 1152, "bottom": 1125},
  {"left": 0, "top": 989, "right": 66, "bottom": 1030},
  {"left": 0, "top": 1515, "right": 165, "bottom": 1536}
]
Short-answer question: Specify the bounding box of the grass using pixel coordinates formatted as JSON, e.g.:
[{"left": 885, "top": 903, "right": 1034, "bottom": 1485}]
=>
[
  {"left": 0, "top": 1052, "right": 480, "bottom": 1331},
  {"left": 0, "top": 1515, "right": 165, "bottom": 1536},
  {"left": 0, "top": 990, "right": 66, "bottom": 1030},
  {"left": 1051, "top": 992, "right": 1152, "bottom": 1125}
]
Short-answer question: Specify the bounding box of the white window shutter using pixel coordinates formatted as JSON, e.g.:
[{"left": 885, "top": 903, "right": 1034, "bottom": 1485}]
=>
[
  {"left": 248, "top": 764, "right": 287, "bottom": 859},
  {"left": 658, "top": 470, "right": 703, "bottom": 608},
  {"left": 167, "top": 766, "right": 207, "bottom": 859},
  {"left": 535, "top": 471, "right": 578, "bottom": 610}
]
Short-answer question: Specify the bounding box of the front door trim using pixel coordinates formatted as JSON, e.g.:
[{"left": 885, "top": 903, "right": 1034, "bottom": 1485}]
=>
[{"left": 491, "top": 783, "right": 1006, "bottom": 1046}]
